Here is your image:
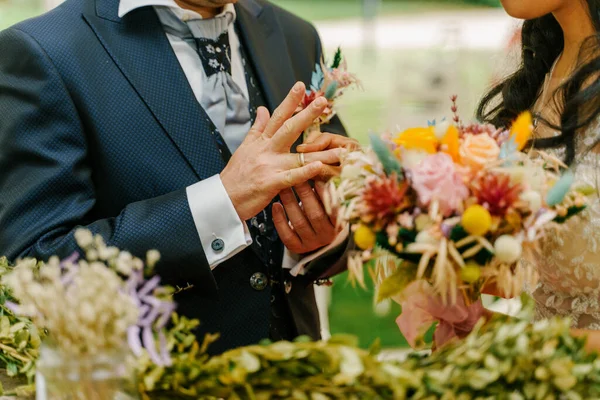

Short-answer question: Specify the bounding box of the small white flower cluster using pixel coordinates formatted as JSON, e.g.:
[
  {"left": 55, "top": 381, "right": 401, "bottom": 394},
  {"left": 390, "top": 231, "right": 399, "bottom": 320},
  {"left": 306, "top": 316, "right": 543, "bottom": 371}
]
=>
[{"left": 3, "top": 229, "right": 161, "bottom": 357}]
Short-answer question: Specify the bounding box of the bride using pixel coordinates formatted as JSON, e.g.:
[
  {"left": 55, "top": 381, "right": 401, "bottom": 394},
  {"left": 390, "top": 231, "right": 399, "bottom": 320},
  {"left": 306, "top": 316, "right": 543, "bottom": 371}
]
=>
[{"left": 478, "top": 0, "right": 600, "bottom": 350}]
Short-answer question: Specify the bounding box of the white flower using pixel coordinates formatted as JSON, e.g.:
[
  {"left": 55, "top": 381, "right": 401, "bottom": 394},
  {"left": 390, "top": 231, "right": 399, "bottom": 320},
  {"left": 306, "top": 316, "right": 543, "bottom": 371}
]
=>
[
  {"left": 208, "top": 59, "right": 220, "bottom": 69},
  {"left": 400, "top": 149, "right": 429, "bottom": 169},
  {"left": 78, "top": 301, "right": 97, "bottom": 325},
  {"left": 494, "top": 235, "right": 522, "bottom": 264},
  {"left": 341, "top": 165, "right": 362, "bottom": 180},
  {"left": 86, "top": 249, "right": 99, "bottom": 262},
  {"left": 74, "top": 229, "right": 94, "bottom": 248},
  {"left": 520, "top": 190, "right": 542, "bottom": 213},
  {"left": 206, "top": 44, "right": 215, "bottom": 54},
  {"left": 434, "top": 120, "right": 451, "bottom": 140},
  {"left": 98, "top": 246, "right": 119, "bottom": 261},
  {"left": 146, "top": 250, "right": 161, "bottom": 269}
]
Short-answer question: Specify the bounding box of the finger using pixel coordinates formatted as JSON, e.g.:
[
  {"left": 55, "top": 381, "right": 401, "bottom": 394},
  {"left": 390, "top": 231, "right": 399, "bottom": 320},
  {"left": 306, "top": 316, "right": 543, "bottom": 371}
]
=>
[
  {"left": 315, "top": 165, "right": 342, "bottom": 181},
  {"left": 244, "top": 107, "right": 271, "bottom": 144},
  {"left": 304, "top": 129, "right": 322, "bottom": 144},
  {"left": 304, "top": 148, "right": 342, "bottom": 165},
  {"left": 294, "top": 182, "right": 335, "bottom": 235},
  {"left": 297, "top": 134, "right": 333, "bottom": 153},
  {"left": 283, "top": 149, "right": 341, "bottom": 169},
  {"left": 314, "top": 180, "right": 337, "bottom": 226},
  {"left": 273, "top": 203, "right": 304, "bottom": 253},
  {"left": 279, "top": 187, "right": 315, "bottom": 240},
  {"left": 263, "top": 82, "right": 306, "bottom": 138},
  {"left": 297, "top": 134, "right": 360, "bottom": 153},
  {"left": 276, "top": 161, "right": 323, "bottom": 190},
  {"left": 271, "top": 97, "right": 328, "bottom": 150}
]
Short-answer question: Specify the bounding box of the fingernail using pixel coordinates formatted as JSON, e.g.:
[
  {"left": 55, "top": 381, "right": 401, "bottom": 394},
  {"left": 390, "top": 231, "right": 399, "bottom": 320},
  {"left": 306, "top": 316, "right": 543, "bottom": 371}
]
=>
[
  {"left": 314, "top": 97, "right": 327, "bottom": 107},
  {"left": 293, "top": 82, "right": 303, "bottom": 93}
]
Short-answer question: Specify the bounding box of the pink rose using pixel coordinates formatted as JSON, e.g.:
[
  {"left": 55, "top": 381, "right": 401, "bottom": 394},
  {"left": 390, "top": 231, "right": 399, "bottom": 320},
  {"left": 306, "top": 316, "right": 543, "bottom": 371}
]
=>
[
  {"left": 459, "top": 133, "right": 500, "bottom": 169},
  {"left": 410, "top": 153, "right": 469, "bottom": 217}
]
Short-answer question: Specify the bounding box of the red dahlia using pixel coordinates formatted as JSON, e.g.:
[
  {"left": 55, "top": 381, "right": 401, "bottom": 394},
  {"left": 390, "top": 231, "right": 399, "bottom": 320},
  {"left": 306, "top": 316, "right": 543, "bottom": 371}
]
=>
[
  {"left": 362, "top": 174, "right": 410, "bottom": 226},
  {"left": 472, "top": 174, "right": 521, "bottom": 216}
]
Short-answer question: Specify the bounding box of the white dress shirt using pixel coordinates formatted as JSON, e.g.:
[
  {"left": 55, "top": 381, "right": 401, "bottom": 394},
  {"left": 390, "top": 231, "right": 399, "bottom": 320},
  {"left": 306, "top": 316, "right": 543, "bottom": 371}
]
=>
[{"left": 119, "top": 0, "right": 347, "bottom": 272}]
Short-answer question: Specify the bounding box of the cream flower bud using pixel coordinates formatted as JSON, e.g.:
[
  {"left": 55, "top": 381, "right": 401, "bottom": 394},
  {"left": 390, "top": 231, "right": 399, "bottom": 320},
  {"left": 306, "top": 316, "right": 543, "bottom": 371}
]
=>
[
  {"left": 86, "top": 249, "right": 99, "bottom": 262},
  {"left": 416, "top": 230, "right": 438, "bottom": 245},
  {"left": 74, "top": 229, "right": 94, "bottom": 248},
  {"left": 434, "top": 120, "right": 451, "bottom": 140},
  {"left": 520, "top": 190, "right": 542, "bottom": 213},
  {"left": 341, "top": 165, "right": 362, "bottom": 180},
  {"left": 146, "top": 250, "right": 161, "bottom": 269},
  {"left": 494, "top": 235, "right": 522, "bottom": 264}
]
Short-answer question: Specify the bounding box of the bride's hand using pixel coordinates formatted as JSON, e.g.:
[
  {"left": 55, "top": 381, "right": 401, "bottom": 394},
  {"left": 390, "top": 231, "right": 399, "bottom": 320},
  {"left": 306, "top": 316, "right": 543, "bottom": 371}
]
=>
[
  {"left": 296, "top": 132, "right": 361, "bottom": 153},
  {"left": 296, "top": 133, "right": 361, "bottom": 180}
]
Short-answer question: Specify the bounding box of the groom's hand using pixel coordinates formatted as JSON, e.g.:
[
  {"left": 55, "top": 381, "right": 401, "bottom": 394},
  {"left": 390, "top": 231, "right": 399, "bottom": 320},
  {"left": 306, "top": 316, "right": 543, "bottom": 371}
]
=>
[
  {"left": 272, "top": 181, "right": 340, "bottom": 254},
  {"left": 220, "top": 82, "right": 342, "bottom": 222}
]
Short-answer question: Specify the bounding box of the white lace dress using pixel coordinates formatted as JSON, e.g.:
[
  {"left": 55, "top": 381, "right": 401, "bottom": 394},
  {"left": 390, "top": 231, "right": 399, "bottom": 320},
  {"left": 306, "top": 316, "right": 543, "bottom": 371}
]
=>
[{"left": 530, "top": 125, "right": 600, "bottom": 329}]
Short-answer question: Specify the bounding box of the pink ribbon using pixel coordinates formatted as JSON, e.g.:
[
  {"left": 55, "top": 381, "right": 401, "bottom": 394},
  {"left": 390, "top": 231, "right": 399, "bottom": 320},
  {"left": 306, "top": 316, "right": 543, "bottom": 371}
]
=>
[{"left": 395, "top": 281, "right": 487, "bottom": 349}]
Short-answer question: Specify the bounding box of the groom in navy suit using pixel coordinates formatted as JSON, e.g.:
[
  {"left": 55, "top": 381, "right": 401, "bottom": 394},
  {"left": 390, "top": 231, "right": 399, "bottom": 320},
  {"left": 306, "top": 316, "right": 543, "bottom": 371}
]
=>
[{"left": 0, "top": 0, "right": 355, "bottom": 353}]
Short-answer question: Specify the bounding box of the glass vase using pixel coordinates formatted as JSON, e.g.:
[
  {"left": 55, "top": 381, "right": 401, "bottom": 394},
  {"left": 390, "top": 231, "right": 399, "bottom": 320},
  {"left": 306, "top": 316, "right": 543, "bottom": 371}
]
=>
[{"left": 35, "top": 345, "right": 139, "bottom": 400}]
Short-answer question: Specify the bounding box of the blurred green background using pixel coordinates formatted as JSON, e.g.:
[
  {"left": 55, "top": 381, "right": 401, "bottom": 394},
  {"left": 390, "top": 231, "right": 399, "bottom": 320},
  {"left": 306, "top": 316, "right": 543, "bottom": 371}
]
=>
[{"left": 0, "top": 0, "right": 514, "bottom": 350}]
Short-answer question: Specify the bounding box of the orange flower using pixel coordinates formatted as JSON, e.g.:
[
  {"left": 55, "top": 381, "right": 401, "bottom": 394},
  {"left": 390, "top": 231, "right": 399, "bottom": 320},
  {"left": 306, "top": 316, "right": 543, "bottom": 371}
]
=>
[
  {"left": 459, "top": 133, "right": 500, "bottom": 169},
  {"left": 394, "top": 127, "right": 438, "bottom": 154},
  {"left": 510, "top": 112, "right": 533, "bottom": 150},
  {"left": 441, "top": 125, "right": 460, "bottom": 162}
]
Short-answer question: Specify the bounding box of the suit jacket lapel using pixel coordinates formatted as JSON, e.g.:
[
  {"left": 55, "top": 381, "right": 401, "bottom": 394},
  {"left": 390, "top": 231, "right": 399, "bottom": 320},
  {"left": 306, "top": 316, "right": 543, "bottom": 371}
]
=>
[
  {"left": 235, "top": 0, "right": 297, "bottom": 113},
  {"left": 83, "top": 0, "right": 226, "bottom": 180}
]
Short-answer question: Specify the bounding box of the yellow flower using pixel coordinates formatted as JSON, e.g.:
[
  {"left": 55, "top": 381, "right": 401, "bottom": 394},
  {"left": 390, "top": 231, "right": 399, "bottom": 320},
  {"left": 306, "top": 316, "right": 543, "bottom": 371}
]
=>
[
  {"left": 394, "top": 127, "right": 438, "bottom": 154},
  {"left": 510, "top": 112, "right": 533, "bottom": 150},
  {"left": 462, "top": 205, "right": 492, "bottom": 236},
  {"left": 354, "top": 225, "right": 377, "bottom": 250},
  {"left": 441, "top": 125, "right": 460, "bottom": 162},
  {"left": 461, "top": 261, "right": 482, "bottom": 283}
]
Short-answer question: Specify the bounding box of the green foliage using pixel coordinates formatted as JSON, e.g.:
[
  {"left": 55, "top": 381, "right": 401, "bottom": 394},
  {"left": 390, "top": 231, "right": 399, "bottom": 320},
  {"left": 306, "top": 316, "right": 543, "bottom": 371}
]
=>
[
  {"left": 141, "top": 297, "right": 600, "bottom": 399},
  {"left": 376, "top": 262, "right": 418, "bottom": 303},
  {"left": 369, "top": 133, "right": 403, "bottom": 178},
  {"left": 330, "top": 47, "right": 343, "bottom": 69},
  {"left": 0, "top": 258, "right": 40, "bottom": 385}
]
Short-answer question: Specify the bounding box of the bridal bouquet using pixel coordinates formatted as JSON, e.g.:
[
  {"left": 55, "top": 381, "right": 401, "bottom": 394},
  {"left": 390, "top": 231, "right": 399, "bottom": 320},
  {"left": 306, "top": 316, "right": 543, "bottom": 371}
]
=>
[
  {"left": 297, "top": 48, "right": 360, "bottom": 139},
  {"left": 325, "top": 99, "right": 590, "bottom": 348}
]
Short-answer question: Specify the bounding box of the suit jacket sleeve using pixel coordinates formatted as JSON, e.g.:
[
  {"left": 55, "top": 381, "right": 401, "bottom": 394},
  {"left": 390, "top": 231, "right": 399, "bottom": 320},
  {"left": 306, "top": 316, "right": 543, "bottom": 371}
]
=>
[{"left": 0, "top": 28, "right": 215, "bottom": 291}]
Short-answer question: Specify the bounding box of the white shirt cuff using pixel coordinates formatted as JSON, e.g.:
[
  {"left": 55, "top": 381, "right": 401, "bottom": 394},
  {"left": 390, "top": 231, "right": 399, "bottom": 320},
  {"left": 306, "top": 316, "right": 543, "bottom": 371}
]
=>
[
  {"left": 186, "top": 175, "right": 252, "bottom": 269},
  {"left": 283, "top": 225, "right": 350, "bottom": 277}
]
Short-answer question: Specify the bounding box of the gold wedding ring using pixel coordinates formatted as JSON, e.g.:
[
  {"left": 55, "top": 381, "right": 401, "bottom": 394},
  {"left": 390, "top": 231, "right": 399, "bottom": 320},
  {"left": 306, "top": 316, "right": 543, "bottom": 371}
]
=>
[{"left": 297, "top": 152, "right": 305, "bottom": 167}]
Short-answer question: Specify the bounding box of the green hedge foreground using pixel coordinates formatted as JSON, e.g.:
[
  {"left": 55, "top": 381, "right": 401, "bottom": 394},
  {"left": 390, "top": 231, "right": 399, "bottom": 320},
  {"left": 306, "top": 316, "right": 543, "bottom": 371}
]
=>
[
  {"left": 139, "top": 296, "right": 600, "bottom": 400},
  {"left": 0, "top": 254, "right": 597, "bottom": 399}
]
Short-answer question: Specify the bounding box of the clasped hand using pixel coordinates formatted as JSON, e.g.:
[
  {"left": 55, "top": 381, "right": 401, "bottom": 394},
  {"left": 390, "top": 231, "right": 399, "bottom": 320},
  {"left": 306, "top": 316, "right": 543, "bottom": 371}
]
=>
[
  {"left": 273, "top": 131, "right": 359, "bottom": 254},
  {"left": 220, "top": 81, "right": 359, "bottom": 254}
]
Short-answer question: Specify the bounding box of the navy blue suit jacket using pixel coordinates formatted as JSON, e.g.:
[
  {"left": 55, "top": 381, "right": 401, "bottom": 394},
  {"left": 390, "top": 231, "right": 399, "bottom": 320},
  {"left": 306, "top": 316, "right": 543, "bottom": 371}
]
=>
[{"left": 0, "top": 0, "right": 347, "bottom": 353}]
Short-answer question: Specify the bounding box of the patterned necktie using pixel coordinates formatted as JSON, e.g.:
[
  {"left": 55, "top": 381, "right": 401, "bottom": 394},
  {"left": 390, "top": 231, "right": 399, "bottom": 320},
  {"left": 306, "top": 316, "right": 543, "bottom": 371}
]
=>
[
  {"left": 190, "top": 32, "right": 232, "bottom": 77},
  {"left": 158, "top": 8, "right": 251, "bottom": 153}
]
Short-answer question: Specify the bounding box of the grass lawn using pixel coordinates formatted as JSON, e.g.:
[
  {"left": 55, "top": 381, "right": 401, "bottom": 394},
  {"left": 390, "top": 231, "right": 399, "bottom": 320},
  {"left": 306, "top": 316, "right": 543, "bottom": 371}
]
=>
[{"left": 271, "top": 0, "right": 494, "bottom": 22}]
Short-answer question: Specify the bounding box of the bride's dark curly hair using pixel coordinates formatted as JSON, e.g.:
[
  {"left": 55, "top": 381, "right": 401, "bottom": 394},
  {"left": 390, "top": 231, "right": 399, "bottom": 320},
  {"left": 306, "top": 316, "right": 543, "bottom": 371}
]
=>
[{"left": 477, "top": 1, "right": 600, "bottom": 164}]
